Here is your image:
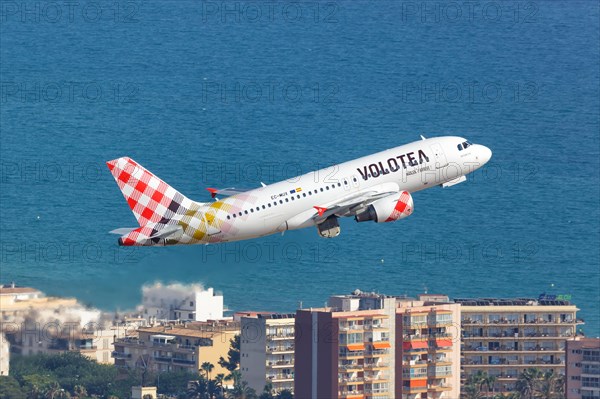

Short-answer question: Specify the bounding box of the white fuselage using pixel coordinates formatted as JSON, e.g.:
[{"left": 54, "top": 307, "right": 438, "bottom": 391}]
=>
[{"left": 202, "top": 136, "right": 492, "bottom": 243}]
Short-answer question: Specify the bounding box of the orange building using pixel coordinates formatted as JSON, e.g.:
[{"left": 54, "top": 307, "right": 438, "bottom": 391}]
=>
[{"left": 294, "top": 291, "right": 460, "bottom": 399}]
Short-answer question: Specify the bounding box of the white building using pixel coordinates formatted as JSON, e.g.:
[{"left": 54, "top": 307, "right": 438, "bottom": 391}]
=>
[
  {"left": 0, "top": 333, "right": 9, "bottom": 376},
  {"left": 141, "top": 283, "right": 224, "bottom": 322},
  {"left": 239, "top": 312, "right": 295, "bottom": 394}
]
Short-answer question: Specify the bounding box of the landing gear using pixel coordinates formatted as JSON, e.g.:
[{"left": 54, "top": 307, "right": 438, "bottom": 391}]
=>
[{"left": 316, "top": 216, "right": 341, "bottom": 238}]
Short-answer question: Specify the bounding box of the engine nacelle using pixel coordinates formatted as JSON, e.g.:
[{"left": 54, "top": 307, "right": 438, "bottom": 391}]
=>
[{"left": 355, "top": 191, "right": 414, "bottom": 223}]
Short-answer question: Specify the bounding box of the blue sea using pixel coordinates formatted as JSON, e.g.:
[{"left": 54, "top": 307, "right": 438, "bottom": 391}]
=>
[{"left": 1, "top": 1, "right": 599, "bottom": 335}]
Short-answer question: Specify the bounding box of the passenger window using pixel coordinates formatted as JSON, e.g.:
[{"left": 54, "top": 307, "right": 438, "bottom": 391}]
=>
[
  {"left": 262, "top": 205, "right": 266, "bottom": 209},
  {"left": 244, "top": 210, "right": 248, "bottom": 215},
  {"left": 233, "top": 214, "right": 237, "bottom": 218},
  {"left": 297, "top": 195, "right": 300, "bottom": 199},
  {"left": 302, "top": 193, "right": 306, "bottom": 197},
  {"left": 285, "top": 198, "right": 289, "bottom": 202},
  {"left": 268, "top": 203, "right": 271, "bottom": 208}
]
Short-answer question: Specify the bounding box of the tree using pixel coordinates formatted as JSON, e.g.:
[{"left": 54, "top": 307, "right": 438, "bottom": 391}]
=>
[
  {"left": 462, "top": 371, "right": 485, "bottom": 399},
  {"left": 275, "top": 390, "right": 293, "bottom": 399},
  {"left": 0, "top": 376, "right": 26, "bottom": 399},
  {"left": 201, "top": 362, "right": 215, "bottom": 381},
  {"left": 259, "top": 382, "right": 274, "bottom": 399},
  {"left": 481, "top": 373, "right": 497, "bottom": 397},
  {"left": 539, "top": 370, "right": 565, "bottom": 399},
  {"left": 214, "top": 373, "right": 226, "bottom": 398},
  {"left": 44, "top": 381, "right": 62, "bottom": 399},
  {"left": 71, "top": 385, "right": 87, "bottom": 399},
  {"left": 462, "top": 383, "right": 485, "bottom": 399},
  {"left": 227, "top": 378, "right": 257, "bottom": 399},
  {"left": 516, "top": 368, "right": 543, "bottom": 399},
  {"left": 219, "top": 335, "right": 240, "bottom": 372},
  {"left": 187, "top": 378, "right": 208, "bottom": 399}
]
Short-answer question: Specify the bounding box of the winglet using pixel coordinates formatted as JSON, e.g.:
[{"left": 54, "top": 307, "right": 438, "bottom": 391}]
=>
[
  {"left": 206, "top": 187, "right": 218, "bottom": 198},
  {"left": 420, "top": 135, "right": 427, "bottom": 140},
  {"left": 313, "top": 206, "right": 327, "bottom": 217}
]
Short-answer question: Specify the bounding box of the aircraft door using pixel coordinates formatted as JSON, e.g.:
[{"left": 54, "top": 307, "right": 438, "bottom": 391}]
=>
[{"left": 429, "top": 142, "right": 448, "bottom": 166}]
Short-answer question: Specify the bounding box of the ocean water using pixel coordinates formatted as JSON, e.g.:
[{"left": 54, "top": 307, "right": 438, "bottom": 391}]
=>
[{"left": 1, "top": 1, "right": 598, "bottom": 335}]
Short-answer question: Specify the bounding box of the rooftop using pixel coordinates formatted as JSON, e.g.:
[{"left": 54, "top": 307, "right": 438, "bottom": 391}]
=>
[{"left": 454, "top": 297, "right": 574, "bottom": 307}]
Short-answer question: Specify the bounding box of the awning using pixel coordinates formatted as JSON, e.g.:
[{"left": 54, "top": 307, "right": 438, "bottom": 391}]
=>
[
  {"left": 403, "top": 341, "right": 428, "bottom": 350},
  {"left": 409, "top": 378, "right": 427, "bottom": 387},
  {"left": 346, "top": 343, "right": 365, "bottom": 351},
  {"left": 373, "top": 341, "right": 391, "bottom": 349},
  {"left": 436, "top": 339, "right": 452, "bottom": 347}
]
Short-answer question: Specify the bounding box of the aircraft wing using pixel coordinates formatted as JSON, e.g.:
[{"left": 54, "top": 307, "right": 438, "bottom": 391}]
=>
[{"left": 312, "top": 190, "right": 400, "bottom": 224}]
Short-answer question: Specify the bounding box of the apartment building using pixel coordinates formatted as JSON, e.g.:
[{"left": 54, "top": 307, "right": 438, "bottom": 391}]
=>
[
  {"left": 113, "top": 320, "right": 239, "bottom": 375},
  {"left": 295, "top": 291, "right": 460, "bottom": 399},
  {"left": 458, "top": 297, "right": 583, "bottom": 394},
  {"left": 566, "top": 337, "right": 600, "bottom": 399},
  {"left": 0, "top": 283, "right": 123, "bottom": 364},
  {"left": 396, "top": 296, "right": 461, "bottom": 399},
  {"left": 239, "top": 312, "right": 295, "bottom": 394}
]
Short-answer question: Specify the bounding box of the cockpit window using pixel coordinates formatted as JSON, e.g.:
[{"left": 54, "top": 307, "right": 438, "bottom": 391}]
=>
[{"left": 458, "top": 140, "right": 474, "bottom": 151}]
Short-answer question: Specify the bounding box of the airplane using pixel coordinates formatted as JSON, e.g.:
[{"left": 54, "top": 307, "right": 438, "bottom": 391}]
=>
[{"left": 107, "top": 136, "right": 492, "bottom": 246}]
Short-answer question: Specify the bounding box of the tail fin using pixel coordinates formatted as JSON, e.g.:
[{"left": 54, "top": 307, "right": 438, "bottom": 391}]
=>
[{"left": 106, "top": 157, "right": 193, "bottom": 226}]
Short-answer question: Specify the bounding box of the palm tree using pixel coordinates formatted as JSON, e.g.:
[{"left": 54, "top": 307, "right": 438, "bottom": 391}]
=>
[
  {"left": 188, "top": 378, "right": 209, "bottom": 399},
  {"left": 227, "top": 380, "right": 257, "bottom": 399},
  {"left": 462, "top": 383, "right": 485, "bottom": 399},
  {"left": 539, "top": 370, "right": 566, "bottom": 399},
  {"left": 201, "top": 362, "right": 215, "bottom": 381},
  {"left": 214, "top": 373, "right": 227, "bottom": 398},
  {"left": 225, "top": 370, "right": 242, "bottom": 386},
  {"left": 44, "top": 382, "right": 61, "bottom": 399},
  {"left": 481, "top": 374, "right": 497, "bottom": 397},
  {"left": 275, "top": 390, "right": 293, "bottom": 399},
  {"left": 516, "top": 368, "right": 543, "bottom": 399},
  {"left": 72, "top": 385, "right": 87, "bottom": 399}
]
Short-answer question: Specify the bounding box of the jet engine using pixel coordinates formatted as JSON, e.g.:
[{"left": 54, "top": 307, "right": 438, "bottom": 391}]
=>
[{"left": 354, "top": 191, "right": 414, "bottom": 223}]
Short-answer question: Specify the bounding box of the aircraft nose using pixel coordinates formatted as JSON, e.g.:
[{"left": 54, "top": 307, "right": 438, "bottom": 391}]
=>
[{"left": 477, "top": 145, "right": 492, "bottom": 165}]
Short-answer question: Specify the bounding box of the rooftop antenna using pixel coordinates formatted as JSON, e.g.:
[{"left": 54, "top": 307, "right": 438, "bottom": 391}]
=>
[{"left": 423, "top": 284, "right": 428, "bottom": 294}]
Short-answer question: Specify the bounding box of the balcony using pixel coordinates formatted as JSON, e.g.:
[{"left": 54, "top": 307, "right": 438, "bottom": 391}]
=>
[
  {"left": 267, "top": 360, "right": 293, "bottom": 368},
  {"left": 266, "top": 333, "right": 294, "bottom": 341},
  {"left": 428, "top": 383, "right": 452, "bottom": 391},
  {"left": 267, "top": 346, "right": 294, "bottom": 354},
  {"left": 340, "top": 377, "right": 364, "bottom": 385},
  {"left": 267, "top": 374, "right": 294, "bottom": 382},
  {"left": 364, "top": 361, "right": 389, "bottom": 369},
  {"left": 111, "top": 351, "right": 131, "bottom": 359},
  {"left": 340, "top": 325, "right": 364, "bottom": 332},
  {"left": 340, "top": 351, "right": 364, "bottom": 358},
  {"left": 172, "top": 358, "right": 195, "bottom": 365},
  {"left": 365, "top": 349, "right": 390, "bottom": 357},
  {"left": 338, "top": 391, "right": 364, "bottom": 399}
]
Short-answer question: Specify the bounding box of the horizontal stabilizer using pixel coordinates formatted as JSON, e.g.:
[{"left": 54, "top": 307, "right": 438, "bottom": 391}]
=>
[
  {"left": 110, "top": 227, "right": 138, "bottom": 235},
  {"left": 442, "top": 175, "right": 467, "bottom": 188},
  {"left": 150, "top": 225, "right": 183, "bottom": 239},
  {"left": 206, "top": 187, "right": 249, "bottom": 198}
]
